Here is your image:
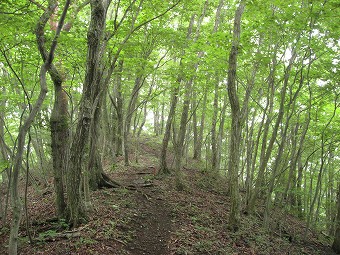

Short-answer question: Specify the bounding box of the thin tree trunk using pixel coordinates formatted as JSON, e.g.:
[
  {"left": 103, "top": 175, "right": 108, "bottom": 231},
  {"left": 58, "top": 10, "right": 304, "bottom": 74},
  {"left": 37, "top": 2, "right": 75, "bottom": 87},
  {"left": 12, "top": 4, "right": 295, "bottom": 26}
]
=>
[
  {"left": 211, "top": 79, "right": 219, "bottom": 172},
  {"left": 115, "top": 60, "right": 124, "bottom": 156},
  {"left": 247, "top": 47, "right": 297, "bottom": 214},
  {"left": 159, "top": 12, "right": 194, "bottom": 175},
  {"left": 124, "top": 76, "right": 145, "bottom": 165},
  {"left": 264, "top": 64, "right": 303, "bottom": 226},
  {"left": 211, "top": 0, "right": 225, "bottom": 172},
  {"left": 307, "top": 98, "right": 338, "bottom": 231},
  {"left": 174, "top": 79, "right": 191, "bottom": 190},
  {"left": 154, "top": 105, "right": 160, "bottom": 136},
  {"left": 137, "top": 103, "right": 147, "bottom": 137},
  {"left": 192, "top": 93, "right": 198, "bottom": 159},
  {"left": 193, "top": 90, "right": 207, "bottom": 160},
  {"left": 159, "top": 86, "right": 179, "bottom": 174},
  {"left": 9, "top": 0, "right": 67, "bottom": 251},
  {"left": 245, "top": 106, "right": 257, "bottom": 205}
]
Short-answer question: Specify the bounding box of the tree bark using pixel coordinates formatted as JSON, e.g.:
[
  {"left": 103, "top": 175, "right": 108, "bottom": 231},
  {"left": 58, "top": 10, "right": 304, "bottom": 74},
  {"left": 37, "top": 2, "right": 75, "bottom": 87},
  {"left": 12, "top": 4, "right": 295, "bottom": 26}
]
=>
[
  {"left": 226, "top": 2, "right": 245, "bottom": 231},
  {"left": 174, "top": 79, "right": 191, "bottom": 190},
  {"left": 50, "top": 86, "right": 68, "bottom": 217},
  {"left": 193, "top": 90, "right": 207, "bottom": 160},
  {"left": 159, "top": 86, "right": 179, "bottom": 174},
  {"left": 211, "top": 79, "right": 219, "bottom": 171},
  {"left": 67, "top": 0, "right": 107, "bottom": 227},
  {"left": 114, "top": 60, "right": 124, "bottom": 156}
]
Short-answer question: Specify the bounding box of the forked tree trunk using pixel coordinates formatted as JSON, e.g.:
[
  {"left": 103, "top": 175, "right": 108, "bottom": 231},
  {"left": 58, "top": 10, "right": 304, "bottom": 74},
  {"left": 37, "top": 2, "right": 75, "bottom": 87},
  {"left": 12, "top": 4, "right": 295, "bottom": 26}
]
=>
[
  {"left": 307, "top": 98, "right": 338, "bottom": 231},
  {"left": 36, "top": 1, "right": 72, "bottom": 219}
]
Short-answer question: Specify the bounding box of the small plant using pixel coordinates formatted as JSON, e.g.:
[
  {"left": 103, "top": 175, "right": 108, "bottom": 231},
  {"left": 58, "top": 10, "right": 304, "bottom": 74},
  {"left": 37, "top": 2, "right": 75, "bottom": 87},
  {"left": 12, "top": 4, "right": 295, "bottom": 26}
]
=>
[
  {"left": 51, "top": 218, "right": 69, "bottom": 230},
  {"left": 111, "top": 163, "right": 116, "bottom": 172},
  {"left": 194, "top": 240, "right": 213, "bottom": 253},
  {"left": 78, "top": 237, "right": 97, "bottom": 245},
  {"left": 38, "top": 229, "right": 58, "bottom": 242},
  {"left": 103, "top": 220, "right": 117, "bottom": 239},
  {"left": 176, "top": 246, "right": 190, "bottom": 255}
]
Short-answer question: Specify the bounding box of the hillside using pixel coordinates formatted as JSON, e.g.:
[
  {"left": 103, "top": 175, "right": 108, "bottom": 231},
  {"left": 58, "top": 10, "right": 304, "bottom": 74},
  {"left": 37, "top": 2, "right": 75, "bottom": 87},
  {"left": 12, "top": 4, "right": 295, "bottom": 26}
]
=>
[{"left": 0, "top": 136, "right": 337, "bottom": 255}]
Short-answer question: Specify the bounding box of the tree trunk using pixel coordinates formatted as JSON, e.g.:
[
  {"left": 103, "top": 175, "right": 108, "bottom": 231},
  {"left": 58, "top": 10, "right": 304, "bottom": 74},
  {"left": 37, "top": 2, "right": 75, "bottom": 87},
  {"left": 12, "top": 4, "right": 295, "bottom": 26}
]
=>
[
  {"left": 137, "top": 103, "right": 147, "bottom": 137},
  {"left": 174, "top": 79, "right": 192, "bottom": 190},
  {"left": 264, "top": 64, "right": 303, "bottom": 226},
  {"left": 154, "top": 104, "right": 160, "bottom": 136},
  {"left": 9, "top": 0, "right": 67, "bottom": 250},
  {"left": 307, "top": 98, "right": 338, "bottom": 231},
  {"left": 159, "top": 86, "right": 179, "bottom": 174},
  {"left": 193, "top": 90, "right": 207, "bottom": 160},
  {"left": 247, "top": 46, "right": 296, "bottom": 214},
  {"left": 124, "top": 76, "right": 145, "bottom": 165},
  {"left": 36, "top": 1, "right": 72, "bottom": 219},
  {"left": 226, "top": 2, "right": 245, "bottom": 231},
  {"left": 50, "top": 86, "right": 68, "bottom": 217},
  {"left": 67, "top": 0, "right": 107, "bottom": 227},
  {"left": 0, "top": 86, "right": 11, "bottom": 181},
  {"left": 211, "top": 79, "right": 219, "bottom": 171},
  {"left": 192, "top": 93, "right": 198, "bottom": 159},
  {"left": 115, "top": 60, "right": 124, "bottom": 156}
]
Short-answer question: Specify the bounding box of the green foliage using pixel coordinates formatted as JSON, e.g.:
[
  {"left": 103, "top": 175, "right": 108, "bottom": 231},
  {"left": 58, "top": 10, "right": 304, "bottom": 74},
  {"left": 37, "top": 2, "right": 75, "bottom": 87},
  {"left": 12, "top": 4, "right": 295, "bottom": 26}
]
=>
[
  {"left": 38, "top": 229, "right": 58, "bottom": 242},
  {"left": 77, "top": 237, "right": 97, "bottom": 245}
]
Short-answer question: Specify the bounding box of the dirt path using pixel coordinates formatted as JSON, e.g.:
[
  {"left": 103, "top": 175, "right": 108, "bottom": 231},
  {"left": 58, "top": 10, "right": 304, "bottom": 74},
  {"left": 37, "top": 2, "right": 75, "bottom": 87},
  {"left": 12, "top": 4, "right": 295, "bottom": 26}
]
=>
[{"left": 121, "top": 171, "right": 172, "bottom": 255}]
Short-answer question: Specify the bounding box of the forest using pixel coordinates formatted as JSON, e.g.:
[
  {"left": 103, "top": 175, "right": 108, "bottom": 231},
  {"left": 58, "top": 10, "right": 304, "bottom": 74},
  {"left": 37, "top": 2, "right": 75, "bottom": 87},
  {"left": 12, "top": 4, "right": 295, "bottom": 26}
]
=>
[{"left": 0, "top": 0, "right": 339, "bottom": 254}]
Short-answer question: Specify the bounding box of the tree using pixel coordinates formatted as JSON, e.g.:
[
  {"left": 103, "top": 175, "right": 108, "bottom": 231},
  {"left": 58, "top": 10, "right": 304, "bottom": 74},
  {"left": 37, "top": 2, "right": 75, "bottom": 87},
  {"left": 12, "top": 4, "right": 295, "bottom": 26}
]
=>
[
  {"left": 66, "top": 0, "right": 109, "bottom": 227},
  {"left": 7, "top": 1, "right": 70, "bottom": 253},
  {"left": 226, "top": 1, "right": 245, "bottom": 231}
]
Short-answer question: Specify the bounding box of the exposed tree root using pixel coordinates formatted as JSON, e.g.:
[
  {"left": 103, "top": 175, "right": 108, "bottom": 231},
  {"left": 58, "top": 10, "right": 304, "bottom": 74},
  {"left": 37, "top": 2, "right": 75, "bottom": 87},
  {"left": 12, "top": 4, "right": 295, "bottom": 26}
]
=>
[{"left": 98, "top": 172, "right": 121, "bottom": 189}]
